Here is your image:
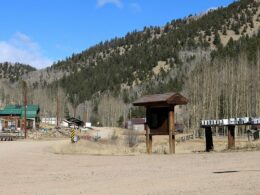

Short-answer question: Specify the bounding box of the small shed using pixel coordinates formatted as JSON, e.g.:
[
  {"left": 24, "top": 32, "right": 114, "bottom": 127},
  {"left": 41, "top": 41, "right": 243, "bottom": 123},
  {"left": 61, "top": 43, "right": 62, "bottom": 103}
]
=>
[
  {"left": 61, "top": 119, "right": 70, "bottom": 127},
  {"left": 42, "top": 117, "right": 57, "bottom": 125},
  {"left": 127, "top": 118, "right": 146, "bottom": 131},
  {"left": 133, "top": 92, "right": 188, "bottom": 154},
  {"left": 66, "top": 117, "right": 84, "bottom": 127}
]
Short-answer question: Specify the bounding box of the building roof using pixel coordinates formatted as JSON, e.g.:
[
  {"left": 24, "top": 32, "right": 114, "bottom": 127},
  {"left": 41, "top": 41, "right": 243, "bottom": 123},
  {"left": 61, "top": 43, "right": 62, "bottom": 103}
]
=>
[
  {"left": 0, "top": 104, "right": 40, "bottom": 118},
  {"left": 66, "top": 117, "right": 84, "bottom": 127},
  {"left": 129, "top": 118, "right": 146, "bottom": 125},
  {"left": 133, "top": 92, "right": 188, "bottom": 107}
]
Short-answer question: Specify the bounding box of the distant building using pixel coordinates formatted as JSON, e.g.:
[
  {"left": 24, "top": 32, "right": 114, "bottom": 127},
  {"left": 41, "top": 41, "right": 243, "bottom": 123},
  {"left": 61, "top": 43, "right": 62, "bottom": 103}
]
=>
[
  {"left": 61, "top": 117, "right": 84, "bottom": 128},
  {"left": 175, "top": 123, "right": 184, "bottom": 133},
  {"left": 127, "top": 118, "right": 146, "bottom": 131},
  {"left": 41, "top": 117, "right": 57, "bottom": 125},
  {"left": 61, "top": 119, "right": 70, "bottom": 127},
  {"left": 0, "top": 104, "right": 40, "bottom": 130},
  {"left": 126, "top": 118, "right": 185, "bottom": 133}
]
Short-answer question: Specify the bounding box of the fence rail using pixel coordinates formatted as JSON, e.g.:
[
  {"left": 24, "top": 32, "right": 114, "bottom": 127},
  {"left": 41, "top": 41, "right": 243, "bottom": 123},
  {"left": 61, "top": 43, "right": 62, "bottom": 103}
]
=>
[{"left": 0, "top": 132, "right": 24, "bottom": 141}]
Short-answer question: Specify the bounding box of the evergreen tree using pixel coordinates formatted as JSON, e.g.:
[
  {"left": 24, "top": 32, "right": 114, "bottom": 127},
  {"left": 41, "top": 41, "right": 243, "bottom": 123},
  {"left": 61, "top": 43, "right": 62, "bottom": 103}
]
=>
[
  {"left": 64, "top": 105, "right": 70, "bottom": 119},
  {"left": 117, "top": 115, "right": 124, "bottom": 127},
  {"left": 213, "top": 31, "right": 221, "bottom": 46},
  {"left": 222, "top": 26, "right": 227, "bottom": 35}
]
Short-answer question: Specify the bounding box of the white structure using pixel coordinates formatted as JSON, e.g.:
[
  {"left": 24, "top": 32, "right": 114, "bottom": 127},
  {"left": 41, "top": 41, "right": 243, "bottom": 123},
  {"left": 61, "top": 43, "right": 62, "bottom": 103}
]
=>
[
  {"left": 201, "top": 117, "right": 260, "bottom": 126},
  {"left": 223, "top": 119, "right": 229, "bottom": 125},
  {"left": 42, "top": 117, "right": 57, "bottom": 125},
  {"left": 127, "top": 118, "right": 146, "bottom": 131},
  {"left": 229, "top": 118, "right": 236, "bottom": 125},
  {"left": 242, "top": 117, "right": 250, "bottom": 124},
  {"left": 252, "top": 118, "right": 260, "bottom": 124},
  {"left": 61, "top": 119, "right": 70, "bottom": 127},
  {"left": 85, "top": 122, "right": 92, "bottom": 128}
]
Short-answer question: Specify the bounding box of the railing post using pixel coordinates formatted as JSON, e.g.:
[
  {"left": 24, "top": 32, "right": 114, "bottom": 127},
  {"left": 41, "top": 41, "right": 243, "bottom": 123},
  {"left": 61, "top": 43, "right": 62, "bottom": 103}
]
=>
[
  {"left": 228, "top": 125, "right": 235, "bottom": 149},
  {"left": 205, "top": 127, "right": 214, "bottom": 152}
]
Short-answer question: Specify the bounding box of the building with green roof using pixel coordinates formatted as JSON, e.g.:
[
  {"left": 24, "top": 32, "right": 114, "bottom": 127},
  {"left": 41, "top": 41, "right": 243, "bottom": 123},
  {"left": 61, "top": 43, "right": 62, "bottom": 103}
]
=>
[{"left": 0, "top": 104, "right": 40, "bottom": 130}]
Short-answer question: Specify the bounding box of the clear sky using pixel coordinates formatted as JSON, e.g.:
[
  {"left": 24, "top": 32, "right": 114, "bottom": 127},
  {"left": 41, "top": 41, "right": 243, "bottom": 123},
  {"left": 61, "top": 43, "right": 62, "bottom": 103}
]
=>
[{"left": 0, "top": 0, "right": 235, "bottom": 69}]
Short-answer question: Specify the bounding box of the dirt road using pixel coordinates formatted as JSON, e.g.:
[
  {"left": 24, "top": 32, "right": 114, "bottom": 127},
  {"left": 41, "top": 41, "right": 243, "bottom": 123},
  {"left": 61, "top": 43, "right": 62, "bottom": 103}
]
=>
[{"left": 0, "top": 140, "right": 260, "bottom": 195}]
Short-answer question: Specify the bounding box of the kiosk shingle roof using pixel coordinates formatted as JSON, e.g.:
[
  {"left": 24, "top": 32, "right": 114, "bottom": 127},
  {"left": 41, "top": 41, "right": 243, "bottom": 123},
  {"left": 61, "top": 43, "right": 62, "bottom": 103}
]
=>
[{"left": 133, "top": 92, "right": 188, "bottom": 106}]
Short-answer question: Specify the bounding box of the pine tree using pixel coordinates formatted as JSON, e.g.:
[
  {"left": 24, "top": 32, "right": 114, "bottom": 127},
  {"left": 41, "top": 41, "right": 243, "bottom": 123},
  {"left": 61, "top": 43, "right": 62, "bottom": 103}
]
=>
[
  {"left": 64, "top": 105, "right": 70, "bottom": 119},
  {"left": 117, "top": 115, "right": 124, "bottom": 127},
  {"left": 213, "top": 31, "right": 221, "bottom": 46},
  {"left": 222, "top": 26, "right": 227, "bottom": 35}
]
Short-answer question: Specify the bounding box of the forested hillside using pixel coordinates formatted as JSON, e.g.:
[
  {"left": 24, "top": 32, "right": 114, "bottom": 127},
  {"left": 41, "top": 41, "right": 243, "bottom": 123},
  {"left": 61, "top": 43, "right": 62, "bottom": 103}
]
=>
[
  {"left": 1, "top": 0, "right": 260, "bottom": 130},
  {"left": 0, "top": 62, "right": 36, "bottom": 83},
  {"left": 50, "top": 0, "right": 259, "bottom": 105},
  {"left": 186, "top": 31, "right": 260, "bottom": 129}
]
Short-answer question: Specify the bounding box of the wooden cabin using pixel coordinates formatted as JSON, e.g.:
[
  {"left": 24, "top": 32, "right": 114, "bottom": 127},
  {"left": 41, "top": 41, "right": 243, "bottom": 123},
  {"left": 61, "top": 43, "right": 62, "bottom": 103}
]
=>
[
  {"left": 133, "top": 92, "right": 188, "bottom": 154},
  {"left": 0, "top": 104, "right": 40, "bottom": 130}
]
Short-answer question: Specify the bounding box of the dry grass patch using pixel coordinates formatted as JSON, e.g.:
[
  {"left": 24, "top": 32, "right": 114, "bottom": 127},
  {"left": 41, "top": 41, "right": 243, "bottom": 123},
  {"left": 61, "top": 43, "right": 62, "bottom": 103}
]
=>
[
  {"left": 51, "top": 139, "right": 146, "bottom": 155},
  {"left": 50, "top": 131, "right": 260, "bottom": 155}
]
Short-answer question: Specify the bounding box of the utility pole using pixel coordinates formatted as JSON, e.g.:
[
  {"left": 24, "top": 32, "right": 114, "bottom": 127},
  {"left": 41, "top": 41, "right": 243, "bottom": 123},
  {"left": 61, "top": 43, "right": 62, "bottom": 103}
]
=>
[
  {"left": 84, "top": 102, "right": 88, "bottom": 123},
  {"left": 129, "top": 107, "right": 132, "bottom": 120},
  {"left": 83, "top": 102, "right": 87, "bottom": 123},
  {"left": 56, "top": 92, "right": 60, "bottom": 128},
  {"left": 22, "top": 81, "right": 27, "bottom": 139}
]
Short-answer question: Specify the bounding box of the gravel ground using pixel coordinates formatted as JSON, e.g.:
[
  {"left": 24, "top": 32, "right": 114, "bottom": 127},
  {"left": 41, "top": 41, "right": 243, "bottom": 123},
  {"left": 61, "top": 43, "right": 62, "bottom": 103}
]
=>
[{"left": 0, "top": 140, "right": 260, "bottom": 195}]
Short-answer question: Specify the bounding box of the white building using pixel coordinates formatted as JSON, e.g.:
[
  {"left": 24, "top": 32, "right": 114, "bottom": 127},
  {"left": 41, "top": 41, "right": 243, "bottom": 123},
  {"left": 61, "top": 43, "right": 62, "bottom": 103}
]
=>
[
  {"left": 127, "top": 118, "right": 146, "bottom": 131},
  {"left": 41, "top": 117, "right": 57, "bottom": 125}
]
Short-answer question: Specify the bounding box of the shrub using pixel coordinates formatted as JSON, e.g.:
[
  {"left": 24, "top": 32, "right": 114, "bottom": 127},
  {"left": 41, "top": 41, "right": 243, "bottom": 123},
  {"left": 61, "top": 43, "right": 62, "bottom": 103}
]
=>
[{"left": 125, "top": 130, "right": 138, "bottom": 147}]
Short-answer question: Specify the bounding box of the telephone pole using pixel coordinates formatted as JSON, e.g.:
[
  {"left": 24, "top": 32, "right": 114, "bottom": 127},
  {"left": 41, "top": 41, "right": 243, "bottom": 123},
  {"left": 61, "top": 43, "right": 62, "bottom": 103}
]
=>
[
  {"left": 22, "top": 81, "right": 27, "bottom": 139},
  {"left": 56, "top": 92, "right": 60, "bottom": 128}
]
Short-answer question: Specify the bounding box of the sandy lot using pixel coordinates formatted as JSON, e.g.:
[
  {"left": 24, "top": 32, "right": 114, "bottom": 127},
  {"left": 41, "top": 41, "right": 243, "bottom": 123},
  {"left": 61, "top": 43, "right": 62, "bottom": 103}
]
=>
[{"left": 0, "top": 140, "right": 260, "bottom": 195}]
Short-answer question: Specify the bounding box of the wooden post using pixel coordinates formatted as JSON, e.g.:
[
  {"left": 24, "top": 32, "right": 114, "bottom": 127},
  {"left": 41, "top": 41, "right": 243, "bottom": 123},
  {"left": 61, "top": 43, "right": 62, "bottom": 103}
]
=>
[
  {"left": 215, "top": 126, "right": 219, "bottom": 137},
  {"left": 56, "top": 93, "right": 60, "bottom": 128},
  {"left": 172, "top": 134, "right": 175, "bottom": 154},
  {"left": 145, "top": 124, "right": 151, "bottom": 154},
  {"left": 24, "top": 83, "right": 27, "bottom": 139},
  {"left": 15, "top": 118, "right": 18, "bottom": 130},
  {"left": 205, "top": 127, "right": 214, "bottom": 152},
  {"left": 149, "top": 135, "right": 153, "bottom": 154},
  {"left": 228, "top": 125, "right": 235, "bottom": 149},
  {"left": 245, "top": 125, "right": 248, "bottom": 139},
  {"left": 169, "top": 107, "right": 175, "bottom": 154}
]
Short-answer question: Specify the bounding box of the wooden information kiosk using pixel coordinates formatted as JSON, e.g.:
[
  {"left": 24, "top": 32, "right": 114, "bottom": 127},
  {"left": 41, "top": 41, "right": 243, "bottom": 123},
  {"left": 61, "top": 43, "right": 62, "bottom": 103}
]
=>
[{"left": 133, "top": 92, "right": 188, "bottom": 154}]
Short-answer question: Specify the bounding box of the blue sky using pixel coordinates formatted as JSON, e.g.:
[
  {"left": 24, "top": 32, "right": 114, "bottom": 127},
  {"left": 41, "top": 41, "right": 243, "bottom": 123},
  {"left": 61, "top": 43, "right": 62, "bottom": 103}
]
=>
[{"left": 0, "top": 0, "right": 235, "bottom": 69}]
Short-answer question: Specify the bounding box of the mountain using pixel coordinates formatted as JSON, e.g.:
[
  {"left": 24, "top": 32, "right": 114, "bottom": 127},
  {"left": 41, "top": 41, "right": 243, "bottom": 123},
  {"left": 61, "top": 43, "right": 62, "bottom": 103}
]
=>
[
  {"left": 1, "top": 0, "right": 260, "bottom": 128},
  {"left": 51, "top": 0, "right": 260, "bottom": 100},
  {"left": 0, "top": 62, "right": 36, "bottom": 83}
]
